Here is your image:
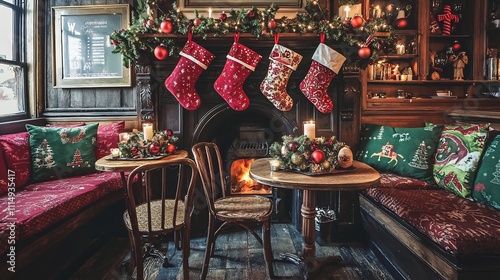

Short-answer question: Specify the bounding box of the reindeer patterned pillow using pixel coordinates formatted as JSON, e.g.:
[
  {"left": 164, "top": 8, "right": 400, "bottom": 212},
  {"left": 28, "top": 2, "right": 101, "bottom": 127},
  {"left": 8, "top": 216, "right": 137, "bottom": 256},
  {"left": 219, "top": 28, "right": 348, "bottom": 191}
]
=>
[
  {"left": 356, "top": 123, "right": 443, "bottom": 183},
  {"left": 433, "top": 124, "right": 490, "bottom": 198}
]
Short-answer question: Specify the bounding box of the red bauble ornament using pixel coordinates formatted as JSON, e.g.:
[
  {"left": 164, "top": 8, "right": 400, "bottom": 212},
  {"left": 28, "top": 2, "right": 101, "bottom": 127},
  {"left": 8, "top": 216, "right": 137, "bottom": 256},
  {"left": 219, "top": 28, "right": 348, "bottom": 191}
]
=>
[
  {"left": 193, "top": 18, "right": 202, "bottom": 26},
  {"left": 268, "top": 19, "right": 277, "bottom": 30},
  {"left": 247, "top": 11, "right": 255, "bottom": 19},
  {"left": 149, "top": 142, "right": 161, "bottom": 155},
  {"left": 219, "top": 13, "right": 227, "bottom": 21},
  {"left": 165, "top": 129, "right": 173, "bottom": 138},
  {"left": 288, "top": 141, "right": 299, "bottom": 152},
  {"left": 154, "top": 46, "right": 169, "bottom": 60},
  {"left": 395, "top": 18, "right": 408, "bottom": 29},
  {"left": 160, "top": 20, "right": 174, "bottom": 33},
  {"left": 146, "top": 19, "right": 155, "bottom": 28},
  {"left": 166, "top": 143, "right": 176, "bottom": 154},
  {"left": 130, "top": 146, "right": 139, "bottom": 155},
  {"left": 111, "top": 39, "right": 118, "bottom": 46},
  {"left": 452, "top": 41, "right": 462, "bottom": 52},
  {"left": 311, "top": 150, "right": 326, "bottom": 164},
  {"left": 350, "top": 16, "right": 364, "bottom": 29},
  {"left": 358, "top": 47, "right": 371, "bottom": 59}
]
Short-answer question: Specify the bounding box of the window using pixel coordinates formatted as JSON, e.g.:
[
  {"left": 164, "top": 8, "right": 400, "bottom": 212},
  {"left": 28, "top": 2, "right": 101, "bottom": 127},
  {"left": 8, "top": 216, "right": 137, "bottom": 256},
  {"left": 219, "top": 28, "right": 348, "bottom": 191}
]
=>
[{"left": 0, "top": 0, "right": 27, "bottom": 120}]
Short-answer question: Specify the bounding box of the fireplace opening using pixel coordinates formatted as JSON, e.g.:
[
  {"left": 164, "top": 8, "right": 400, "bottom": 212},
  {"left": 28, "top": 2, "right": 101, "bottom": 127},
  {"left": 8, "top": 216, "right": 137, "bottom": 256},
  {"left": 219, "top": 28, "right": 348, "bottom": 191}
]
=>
[{"left": 230, "top": 158, "right": 271, "bottom": 195}]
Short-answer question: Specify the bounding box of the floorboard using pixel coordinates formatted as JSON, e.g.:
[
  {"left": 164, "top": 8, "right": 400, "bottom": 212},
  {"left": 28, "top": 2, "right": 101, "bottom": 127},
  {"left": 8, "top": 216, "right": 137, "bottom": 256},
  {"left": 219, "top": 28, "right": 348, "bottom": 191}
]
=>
[{"left": 69, "top": 223, "right": 395, "bottom": 280}]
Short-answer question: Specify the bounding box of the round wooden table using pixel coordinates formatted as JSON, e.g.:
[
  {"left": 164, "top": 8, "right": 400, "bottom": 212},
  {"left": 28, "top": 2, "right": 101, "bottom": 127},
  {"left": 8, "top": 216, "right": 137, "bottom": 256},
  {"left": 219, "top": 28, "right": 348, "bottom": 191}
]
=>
[
  {"left": 250, "top": 158, "right": 380, "bottom": 279},
  {"left": 95, "top": 150, "right": 189, "bottom": 186}
]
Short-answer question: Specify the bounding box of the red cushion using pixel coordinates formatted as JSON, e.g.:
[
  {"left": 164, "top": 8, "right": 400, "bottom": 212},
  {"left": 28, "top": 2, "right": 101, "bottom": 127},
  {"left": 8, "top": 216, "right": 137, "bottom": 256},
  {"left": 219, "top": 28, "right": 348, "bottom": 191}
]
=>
[
  {"left": 365, "top": 188, "right": 500, "bottom": 255},
  {"left": 0, "top": 132, "right": 31, "bottom": 189},
  {"left": 95, "top": 121, "right": 125, "bottom": 160},
  {"left": 0, "top": 172, "right": 123, "bottom": 255},
  {"left": 377, "top": 173, "right": 438, "bottom": 190},
  {"left": 0, "top": 150, "right": 7, "bottom": 195}
]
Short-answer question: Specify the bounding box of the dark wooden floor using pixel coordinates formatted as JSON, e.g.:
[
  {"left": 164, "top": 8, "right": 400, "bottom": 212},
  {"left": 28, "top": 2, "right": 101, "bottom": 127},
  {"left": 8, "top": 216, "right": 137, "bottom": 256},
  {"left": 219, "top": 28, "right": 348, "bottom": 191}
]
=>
[{"left": 69, "top": 223, "right": 394, "bottom": 280}]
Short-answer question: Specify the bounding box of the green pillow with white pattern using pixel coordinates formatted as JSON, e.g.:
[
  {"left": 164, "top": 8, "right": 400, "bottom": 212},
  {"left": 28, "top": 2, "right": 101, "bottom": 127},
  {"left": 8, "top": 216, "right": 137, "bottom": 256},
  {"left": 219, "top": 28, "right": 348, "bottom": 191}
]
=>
[{"left": 356, "top": 123, "right": 443, "bottom": 183}]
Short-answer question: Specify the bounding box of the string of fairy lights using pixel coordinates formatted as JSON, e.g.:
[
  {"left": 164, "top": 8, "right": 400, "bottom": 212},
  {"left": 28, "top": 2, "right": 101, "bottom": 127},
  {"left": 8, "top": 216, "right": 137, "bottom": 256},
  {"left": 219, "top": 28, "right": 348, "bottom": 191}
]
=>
[{"left": 110, "top": 0, "right": 395, "bottom": 68}]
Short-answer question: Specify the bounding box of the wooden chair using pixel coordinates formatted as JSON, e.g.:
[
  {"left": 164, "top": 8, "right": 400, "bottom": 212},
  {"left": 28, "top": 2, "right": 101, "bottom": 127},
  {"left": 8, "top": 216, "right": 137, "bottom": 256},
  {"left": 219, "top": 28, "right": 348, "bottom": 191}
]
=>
[
  {"left": 192, "top": 142, "right": 274, "bottom": 279},
  {"left": 123, "top": 158, "right": 197, "bottom": 280}
]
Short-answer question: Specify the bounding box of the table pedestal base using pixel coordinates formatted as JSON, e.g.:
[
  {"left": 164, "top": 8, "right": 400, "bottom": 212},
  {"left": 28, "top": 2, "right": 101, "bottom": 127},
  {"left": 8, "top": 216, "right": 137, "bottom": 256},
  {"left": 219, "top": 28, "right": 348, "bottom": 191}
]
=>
[{"left": 280, "top": 253, "right": 342, "bottom": 279}]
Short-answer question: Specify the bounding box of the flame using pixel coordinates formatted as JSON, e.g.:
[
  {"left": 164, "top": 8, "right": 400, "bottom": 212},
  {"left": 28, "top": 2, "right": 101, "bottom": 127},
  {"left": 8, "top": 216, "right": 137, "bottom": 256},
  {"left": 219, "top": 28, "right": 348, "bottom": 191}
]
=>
[{"left": 230, "top": 158, "right": 271, "bottom": 194}]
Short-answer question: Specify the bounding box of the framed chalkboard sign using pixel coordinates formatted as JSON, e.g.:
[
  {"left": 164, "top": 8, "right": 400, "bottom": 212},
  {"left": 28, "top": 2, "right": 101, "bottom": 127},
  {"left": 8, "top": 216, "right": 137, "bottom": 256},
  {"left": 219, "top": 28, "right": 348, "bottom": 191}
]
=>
[{"left": 52, "top": 4, "right": 131, "bottom": 88}]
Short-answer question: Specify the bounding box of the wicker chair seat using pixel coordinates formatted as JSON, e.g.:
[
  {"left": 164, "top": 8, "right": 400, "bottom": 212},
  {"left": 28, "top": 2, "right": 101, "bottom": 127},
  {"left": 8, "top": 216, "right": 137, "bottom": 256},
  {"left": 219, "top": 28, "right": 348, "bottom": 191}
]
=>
[
  {"left": 214, "top": 195, "right": 272, "bottom": 220},
  {"left": 123, "top": 199, "right": 185, "bottom": 233}
]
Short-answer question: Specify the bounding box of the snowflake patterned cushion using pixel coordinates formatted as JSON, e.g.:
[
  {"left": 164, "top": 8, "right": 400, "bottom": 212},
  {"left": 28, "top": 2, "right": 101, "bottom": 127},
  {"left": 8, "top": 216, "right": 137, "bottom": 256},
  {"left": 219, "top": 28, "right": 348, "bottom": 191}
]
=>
[
  {"left": 433, "top": 123, "right": 490, "bottom": 198},
  {"left": 355, "top": 123, "right": 443, "bottom": 183},
  {"left": 472, "top": 133, "right": 500, "bottom": 209},
  {"left": 26, "top": 123, "right": 99, "bottom": 182}
]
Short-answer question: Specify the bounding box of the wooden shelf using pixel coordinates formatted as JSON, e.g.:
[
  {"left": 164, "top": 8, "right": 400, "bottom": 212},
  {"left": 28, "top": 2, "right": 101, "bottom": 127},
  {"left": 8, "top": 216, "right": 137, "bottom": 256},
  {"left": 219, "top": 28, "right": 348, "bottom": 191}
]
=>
[
  {"left": 367, "top": 79, "right": 500, "bottom": 84},
  {"left": 378, "top": 54, "right": 418, "bottom": 59},
  {"left": 429, "top": 34, "right": 473, "bottom": 39}
]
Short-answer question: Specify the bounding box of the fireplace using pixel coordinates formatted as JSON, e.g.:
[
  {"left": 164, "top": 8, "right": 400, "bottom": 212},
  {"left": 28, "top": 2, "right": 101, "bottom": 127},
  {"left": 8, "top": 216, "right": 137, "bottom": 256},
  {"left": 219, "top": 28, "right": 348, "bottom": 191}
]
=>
[{"left": 142, "top": 35, "right": 354, "bottom": 232}]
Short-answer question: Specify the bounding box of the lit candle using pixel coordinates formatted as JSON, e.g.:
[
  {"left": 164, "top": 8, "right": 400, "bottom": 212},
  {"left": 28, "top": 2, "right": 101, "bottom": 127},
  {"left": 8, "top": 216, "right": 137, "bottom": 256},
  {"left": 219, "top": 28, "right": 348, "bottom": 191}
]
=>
[
  {"left": 110, "top": 148, "right": 120, "bottom": 158},
  {"left": 143, "top": 123, "right": 154, "bottom": 141},
  {"left": 208, "top": 8, "right": 212, "bottom": 18},
  {"left": 269, "top": 159, "right": 281, "bottom": 171},
  {"left": 344, "top": 6, "right": 351, "bottom": 19},
  {"left": 119, "top": 132, "right": 130, "bottom": 142},
  {"left": 303, "top": 121, "right": 316, "bottom": 140}
]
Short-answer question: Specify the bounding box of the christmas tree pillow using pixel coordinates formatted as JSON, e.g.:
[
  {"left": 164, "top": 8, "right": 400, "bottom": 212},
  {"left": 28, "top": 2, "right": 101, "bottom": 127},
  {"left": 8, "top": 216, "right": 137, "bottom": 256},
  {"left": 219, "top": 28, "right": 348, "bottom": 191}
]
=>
[
  {"left": 433, "top": 123, "right": 489, "bottom": 198},
  {"left": 472, "top": 133, "right": 500, "bottom": 209},
  {"left": 356, "top": 123, "right": 443, "bottom": 183},
  {"left": 26, "top": 123, "right": 99, "bottom": 182}
]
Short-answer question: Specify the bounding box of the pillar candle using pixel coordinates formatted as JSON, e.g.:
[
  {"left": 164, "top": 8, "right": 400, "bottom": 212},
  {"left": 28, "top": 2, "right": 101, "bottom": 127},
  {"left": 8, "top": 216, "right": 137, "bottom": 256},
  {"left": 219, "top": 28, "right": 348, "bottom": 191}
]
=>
[
  {"left": 143, "top": 123, "right": 154, "bottom": 141},
  {"left": 110, "top": 148, "right": 120, "bottom": 158},
  {"left": 303, "top": 121, "right": 316, "bottom": 140}
]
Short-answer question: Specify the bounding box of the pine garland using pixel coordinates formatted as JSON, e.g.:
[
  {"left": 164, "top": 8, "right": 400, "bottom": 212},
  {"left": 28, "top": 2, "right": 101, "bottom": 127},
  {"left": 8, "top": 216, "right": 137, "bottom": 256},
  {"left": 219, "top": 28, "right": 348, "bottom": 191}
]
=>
[{"left": 110, "top": 0, "right": 395, "bottom": 68}]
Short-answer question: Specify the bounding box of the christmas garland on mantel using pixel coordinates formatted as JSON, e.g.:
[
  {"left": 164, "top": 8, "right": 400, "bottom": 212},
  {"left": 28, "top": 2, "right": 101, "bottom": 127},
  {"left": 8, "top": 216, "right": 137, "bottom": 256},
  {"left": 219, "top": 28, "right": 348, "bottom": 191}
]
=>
[{"left": 110, "top": 0, "right": 396, "bottom": 68}]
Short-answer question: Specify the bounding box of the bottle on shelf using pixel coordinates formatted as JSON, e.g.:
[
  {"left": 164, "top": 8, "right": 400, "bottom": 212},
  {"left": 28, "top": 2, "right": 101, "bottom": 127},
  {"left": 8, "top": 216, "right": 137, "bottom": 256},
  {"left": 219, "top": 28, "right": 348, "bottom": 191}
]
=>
[{"left": 486, "top": 48, "right": 498, "bottom": 80}]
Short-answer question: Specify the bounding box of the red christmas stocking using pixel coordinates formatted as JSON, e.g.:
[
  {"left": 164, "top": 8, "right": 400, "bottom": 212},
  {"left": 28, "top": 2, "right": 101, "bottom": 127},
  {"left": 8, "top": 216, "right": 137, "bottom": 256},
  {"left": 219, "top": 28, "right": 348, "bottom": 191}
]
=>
[
  {"left": 299, "top": 36, "right": 346, "bottom": 114},
  {"left": 214, "top": 33, "right": 262, "bottom": 111},
  {"left": 260, "top": 35, "right": 303, "bottom": 111},
  {"left": 165, "top": 32, "right": 215, "bottom": 110}
]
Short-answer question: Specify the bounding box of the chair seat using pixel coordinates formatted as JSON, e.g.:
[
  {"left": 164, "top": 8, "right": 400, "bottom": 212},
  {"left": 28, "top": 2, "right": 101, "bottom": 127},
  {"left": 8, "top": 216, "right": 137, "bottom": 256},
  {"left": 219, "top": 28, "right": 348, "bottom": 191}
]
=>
[
  {"left": 123, "top": 199, "right": 185, "bottom": 233},
  {"left": 214, "top": 195, "right": 272, "bottom": 220}
]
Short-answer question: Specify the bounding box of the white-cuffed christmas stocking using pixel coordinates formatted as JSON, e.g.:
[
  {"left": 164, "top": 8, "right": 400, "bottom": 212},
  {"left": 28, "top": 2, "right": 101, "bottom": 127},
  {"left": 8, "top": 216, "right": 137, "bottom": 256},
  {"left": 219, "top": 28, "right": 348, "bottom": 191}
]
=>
[
  {"left": 260, "top": 43, "right": 303, "bottom": 111},
  {"left": 299, "top": 43, "right": 346, "bottom": 114},
  {"left": 165, "top": 35, "right": 215, "bottom": 110},
  {"left": 214, "top": 34, "right": 262, "bottom": 111}
]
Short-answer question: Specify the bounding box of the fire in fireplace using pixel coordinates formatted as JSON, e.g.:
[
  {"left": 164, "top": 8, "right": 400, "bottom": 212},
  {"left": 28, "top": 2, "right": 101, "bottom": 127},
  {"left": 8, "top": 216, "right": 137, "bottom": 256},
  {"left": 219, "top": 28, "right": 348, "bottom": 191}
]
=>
[{"left": 230, "top": 158, "right": 271, "bottom": 194}]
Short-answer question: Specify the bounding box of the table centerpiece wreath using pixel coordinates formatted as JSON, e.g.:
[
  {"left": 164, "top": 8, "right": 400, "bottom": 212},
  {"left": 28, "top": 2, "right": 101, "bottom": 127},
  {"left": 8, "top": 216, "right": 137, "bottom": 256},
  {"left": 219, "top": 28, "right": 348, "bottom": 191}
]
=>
[
  {"left": 269, "top": 134, "right": 354, "bottom": 175},
  {"left": 117, "top": 129, "right": 178, "bottom": 159}
]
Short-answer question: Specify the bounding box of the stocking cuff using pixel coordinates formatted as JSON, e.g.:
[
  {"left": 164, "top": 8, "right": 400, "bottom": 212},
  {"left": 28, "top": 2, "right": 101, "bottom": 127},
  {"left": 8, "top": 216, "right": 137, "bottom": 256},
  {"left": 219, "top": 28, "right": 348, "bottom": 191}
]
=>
[
  {"left": 227, "top": 42, "right": 262, "bottom": 71},
  {"left": 180, "top": 41, "right": 215, "bottom": 70},
  {"left": 312, "top": 43, "right": 346, "bottom": 74},
  {"left": 270, "top": 44, "right": 303, "bottom": 71}
]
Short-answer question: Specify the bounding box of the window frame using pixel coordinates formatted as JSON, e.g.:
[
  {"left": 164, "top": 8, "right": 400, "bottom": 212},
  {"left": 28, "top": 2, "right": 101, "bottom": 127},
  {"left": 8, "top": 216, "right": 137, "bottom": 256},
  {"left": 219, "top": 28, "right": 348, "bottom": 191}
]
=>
[{"left": 0, "top": 0, "right": 29, "bottom": 122}]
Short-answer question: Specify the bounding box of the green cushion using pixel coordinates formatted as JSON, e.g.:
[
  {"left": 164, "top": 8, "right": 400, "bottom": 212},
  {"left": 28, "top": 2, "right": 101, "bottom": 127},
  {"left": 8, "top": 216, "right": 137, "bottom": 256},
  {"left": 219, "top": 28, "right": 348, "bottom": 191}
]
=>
[
  {"left": 472, "top": 133, "right": 500, "bottom": 209},
  {"left": 356, "top": 123, "right": 443, "bottom": 183},
  {"left": 433, "top": 124, "right": 490, "bottom": 198},
  {"left": 26, "top": 123, "right": 98, "bottom": 182}
]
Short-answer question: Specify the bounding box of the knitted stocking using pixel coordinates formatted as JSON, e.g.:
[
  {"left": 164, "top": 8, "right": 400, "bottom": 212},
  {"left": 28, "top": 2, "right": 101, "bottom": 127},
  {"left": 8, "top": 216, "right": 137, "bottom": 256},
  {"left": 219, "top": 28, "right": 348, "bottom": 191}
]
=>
[
  {"left": 260, "top": 41, "right": 303, "bottom": 111},
  {"left": 214, "top": 34, "right": 262, "bottom": 111},
  {"left": 299, "top": 40, "right": 346, "bottom": 114},
  {"left": 165, "top": 32, "right": 215, "bottom": 110}
]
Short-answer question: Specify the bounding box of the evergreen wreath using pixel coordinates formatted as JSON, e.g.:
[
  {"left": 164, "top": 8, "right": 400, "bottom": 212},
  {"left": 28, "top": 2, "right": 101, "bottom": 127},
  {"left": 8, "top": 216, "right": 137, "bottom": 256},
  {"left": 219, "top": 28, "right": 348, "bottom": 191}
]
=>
[{"left": 110, "top": 0, "right": 395, "bottom": 68}]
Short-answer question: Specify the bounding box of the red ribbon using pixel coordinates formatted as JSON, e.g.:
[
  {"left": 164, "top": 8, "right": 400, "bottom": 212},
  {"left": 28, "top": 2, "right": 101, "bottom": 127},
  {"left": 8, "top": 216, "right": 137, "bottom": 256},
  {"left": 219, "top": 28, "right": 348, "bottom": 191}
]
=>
[
  {"left": 320, "top": 33, "right": 325, "bottom": 43},
  {"left": 187, "top": 26, "right": 192, "bottom": 42},
  {"left": 234, "top": 32, "right": 240, "bottom": 43},
  {"left": 274, "top": 33, "right": 280, "bottom": 44}
]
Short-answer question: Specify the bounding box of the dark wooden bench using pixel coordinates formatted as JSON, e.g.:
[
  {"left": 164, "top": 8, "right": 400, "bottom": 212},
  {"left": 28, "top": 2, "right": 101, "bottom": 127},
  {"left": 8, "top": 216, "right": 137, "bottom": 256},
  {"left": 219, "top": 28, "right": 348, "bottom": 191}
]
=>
[{"left": 0, "top": 118, "right": 126, "bottom": 279}]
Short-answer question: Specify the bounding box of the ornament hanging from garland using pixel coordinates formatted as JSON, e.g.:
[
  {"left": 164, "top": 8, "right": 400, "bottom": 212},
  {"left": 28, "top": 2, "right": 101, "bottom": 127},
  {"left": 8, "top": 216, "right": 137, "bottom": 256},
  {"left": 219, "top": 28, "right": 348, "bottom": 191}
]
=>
[
  {"left": 154, "top": 45, "right": 169, "bottom": 60},
  {"left": 350, "top": 15, "right": 364, "bottom": 29}
]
